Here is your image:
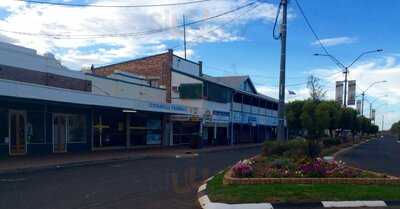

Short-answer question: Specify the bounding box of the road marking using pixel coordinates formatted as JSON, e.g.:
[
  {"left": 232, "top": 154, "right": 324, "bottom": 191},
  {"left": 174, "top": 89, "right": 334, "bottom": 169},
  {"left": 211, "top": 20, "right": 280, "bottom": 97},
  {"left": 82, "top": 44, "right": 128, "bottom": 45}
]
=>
[
  {"left": 175, "top": 153, "right": 199, "bottom": 158},
  {"left": 0, "top": 178, "right": 27, "bottom": 183},
  {"left": 198, "top": 184, "right": 207, "bottom": 192},
  {"left": 322, "top": 201, "right": 387, "bottom": 207},
  {"left": 205, "top": 176, "right": 214, "bottom": 182}
]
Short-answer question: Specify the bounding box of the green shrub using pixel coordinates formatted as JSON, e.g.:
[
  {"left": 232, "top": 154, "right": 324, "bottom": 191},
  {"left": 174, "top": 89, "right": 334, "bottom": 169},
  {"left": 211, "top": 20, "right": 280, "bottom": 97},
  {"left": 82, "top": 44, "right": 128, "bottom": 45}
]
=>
[
  {"left": 322, "top": 138, "right": 341, "bottom": 148},
  {"left": 263, "top": 139, "right": 309, "bottom": 158}
]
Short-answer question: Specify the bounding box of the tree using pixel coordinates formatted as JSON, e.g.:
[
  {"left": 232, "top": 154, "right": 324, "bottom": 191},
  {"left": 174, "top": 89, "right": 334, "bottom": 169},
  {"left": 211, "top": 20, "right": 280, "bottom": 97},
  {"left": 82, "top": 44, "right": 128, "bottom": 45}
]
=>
[
  {"left": 307, "top": 75, "right": 327, "bottom": 101},
  {"left": 339, "top": 108, "right": 358, "bottom": 141},
  {"left": 300, "top": 100, "right": 329, "bottom": 140},
  {"left": 391, "top": 121, "right": 400, "bottom": 137},
  {"left": 315, "top": 101, "right": 341, "bottom": 138},
  {"left": 286, "top": 100, "right": 305, "bottom": 136},
  {"left": 359, "top": 116, "right": 372, "bottom": 136}
]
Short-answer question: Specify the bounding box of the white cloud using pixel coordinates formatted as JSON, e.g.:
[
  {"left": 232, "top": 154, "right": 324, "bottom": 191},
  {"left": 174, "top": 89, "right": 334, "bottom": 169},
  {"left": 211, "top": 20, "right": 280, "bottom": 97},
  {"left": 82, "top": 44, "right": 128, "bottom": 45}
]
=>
[
  {"left": 312, "top": 36, "right": 357, "bottom": 47},
  {"left": 0, "top": 0, "right": 278, "bottom": 69}
]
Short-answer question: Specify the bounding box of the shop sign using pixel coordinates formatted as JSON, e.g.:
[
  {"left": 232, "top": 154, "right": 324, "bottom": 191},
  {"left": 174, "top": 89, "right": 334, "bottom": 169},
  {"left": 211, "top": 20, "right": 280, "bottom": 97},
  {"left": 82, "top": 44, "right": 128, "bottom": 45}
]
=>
[
  {"left": 212, "top": 111, "right": 230, "bottom": 122},
  {"left": 148, "top": 102, "right": 188, "bottom": 113},
  {"left": 203, "top": 110, "right": 212, "bottom": 122}
]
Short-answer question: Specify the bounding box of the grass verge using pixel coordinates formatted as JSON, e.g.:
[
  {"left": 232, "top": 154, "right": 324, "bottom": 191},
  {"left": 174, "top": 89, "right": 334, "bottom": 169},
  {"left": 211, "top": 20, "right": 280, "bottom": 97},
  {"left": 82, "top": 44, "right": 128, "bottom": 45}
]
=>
[{"left": 207, "top": 173, "right": 400, "bottom": 204}]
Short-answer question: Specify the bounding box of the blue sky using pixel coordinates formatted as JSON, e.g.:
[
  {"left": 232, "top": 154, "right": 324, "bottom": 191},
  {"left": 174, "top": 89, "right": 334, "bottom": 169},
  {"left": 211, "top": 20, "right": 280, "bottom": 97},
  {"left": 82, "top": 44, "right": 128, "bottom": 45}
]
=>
[{"left": 0, "top": 0, "right": 399, "bottom": 129}]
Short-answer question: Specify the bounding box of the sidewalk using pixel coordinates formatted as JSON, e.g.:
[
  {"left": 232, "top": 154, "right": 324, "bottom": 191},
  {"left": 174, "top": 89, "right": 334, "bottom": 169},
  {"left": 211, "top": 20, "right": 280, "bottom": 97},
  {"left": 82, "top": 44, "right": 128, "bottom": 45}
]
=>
[{"left": 0, "top": 143, "right": 262, "bottom": 175}]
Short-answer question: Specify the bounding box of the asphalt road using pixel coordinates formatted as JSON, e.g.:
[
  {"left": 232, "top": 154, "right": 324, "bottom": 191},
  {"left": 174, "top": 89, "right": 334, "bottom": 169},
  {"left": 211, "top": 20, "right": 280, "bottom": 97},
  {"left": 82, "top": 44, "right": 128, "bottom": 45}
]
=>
[
  {"left": 0, "top": 146, "right": 260, "bottom": 209},
  {"left": 338, "top": 135, "right": 400, "bottom": 177}
]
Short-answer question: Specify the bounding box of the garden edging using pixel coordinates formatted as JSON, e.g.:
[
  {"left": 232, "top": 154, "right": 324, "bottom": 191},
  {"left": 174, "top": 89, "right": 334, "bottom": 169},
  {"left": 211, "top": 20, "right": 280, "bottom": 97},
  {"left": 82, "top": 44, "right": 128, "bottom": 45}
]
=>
[
  {"left": 223, "top": 168, "right": 400, "bottom": 185},
  {"left": 198, "top": 173, "right": 400, "bottom": 209}
]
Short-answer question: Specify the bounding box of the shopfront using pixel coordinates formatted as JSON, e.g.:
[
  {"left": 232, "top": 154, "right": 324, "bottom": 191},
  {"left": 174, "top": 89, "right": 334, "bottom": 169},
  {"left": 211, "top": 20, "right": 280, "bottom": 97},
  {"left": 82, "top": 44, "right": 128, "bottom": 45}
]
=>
[
  {"left": 202, "top": 110, "right": 230, "bottom": 145},
  {"left": 0, "top": 97, "right": 91, "bottom": 157},
  {"left": 128, "top": 112, "right": 163, "bottom": 146}
]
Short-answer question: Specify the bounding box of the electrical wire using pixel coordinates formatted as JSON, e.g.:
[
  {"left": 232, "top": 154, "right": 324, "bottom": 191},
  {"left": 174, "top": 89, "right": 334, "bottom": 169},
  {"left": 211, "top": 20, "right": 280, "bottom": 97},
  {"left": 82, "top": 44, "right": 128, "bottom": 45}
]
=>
[
  {"left": 0, "top": 0, "right": 260, "bottom": 39},
  {"left": 272, "top": 1, "right": 282, "bottom": 40},
  {"left": 294, "top": 0, "right": 330, "bottom": 56},
  {"left": 14, "top": 0, "right": 214, "bottom": 8},
  {"left": 193, "top": 2, "right": 260, "bottom": 42},
  {"left": 167, "top": 2, "right": 262, "bottom": 52}
]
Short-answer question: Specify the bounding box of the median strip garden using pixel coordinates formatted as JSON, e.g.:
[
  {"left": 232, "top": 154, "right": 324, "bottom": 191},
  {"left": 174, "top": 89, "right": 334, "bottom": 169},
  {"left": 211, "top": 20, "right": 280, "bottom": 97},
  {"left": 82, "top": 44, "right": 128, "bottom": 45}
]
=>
[{"left": 206, "top": 139, "right": 400, "bottom": 204}]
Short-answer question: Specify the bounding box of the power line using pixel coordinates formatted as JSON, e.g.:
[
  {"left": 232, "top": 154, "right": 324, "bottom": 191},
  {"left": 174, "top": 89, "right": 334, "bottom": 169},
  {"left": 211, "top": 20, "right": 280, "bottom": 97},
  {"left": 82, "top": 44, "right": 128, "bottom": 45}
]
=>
[
  {"left": 294, "top": 0, "right": 330, "bottom": 56},
  {"left": 191, "top": 2, "right": 260, "bottom": 43},
  {"left": 168, "top": 2, "right": 262, "bottom": 52},
  {"left": 14, "top": 0, "right": 214, "bottom": 8},
  {"left": 0, "top": 0, "right": 260, "bottom": 39}
]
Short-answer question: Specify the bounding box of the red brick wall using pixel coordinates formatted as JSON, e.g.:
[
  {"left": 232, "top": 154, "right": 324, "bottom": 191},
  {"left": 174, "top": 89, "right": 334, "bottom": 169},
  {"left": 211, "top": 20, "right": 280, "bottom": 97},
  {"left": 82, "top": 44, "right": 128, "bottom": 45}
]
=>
[{"left": 93, "top": 52, "right": 173, "bottom": 103}]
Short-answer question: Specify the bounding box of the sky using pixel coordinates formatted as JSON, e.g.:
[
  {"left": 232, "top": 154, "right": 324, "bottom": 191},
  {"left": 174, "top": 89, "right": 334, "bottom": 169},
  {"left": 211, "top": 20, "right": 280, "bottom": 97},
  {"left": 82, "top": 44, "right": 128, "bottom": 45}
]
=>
[{"left": 0, "top": 0, "right": 399, "bottom": 130}]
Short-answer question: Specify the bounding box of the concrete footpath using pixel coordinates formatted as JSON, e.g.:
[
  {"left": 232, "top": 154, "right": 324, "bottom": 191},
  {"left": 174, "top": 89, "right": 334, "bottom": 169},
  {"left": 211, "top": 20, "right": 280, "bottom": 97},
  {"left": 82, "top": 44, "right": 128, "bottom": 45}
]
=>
[{"left": 0, "top": 143, "right": 262, "bottom": 175}]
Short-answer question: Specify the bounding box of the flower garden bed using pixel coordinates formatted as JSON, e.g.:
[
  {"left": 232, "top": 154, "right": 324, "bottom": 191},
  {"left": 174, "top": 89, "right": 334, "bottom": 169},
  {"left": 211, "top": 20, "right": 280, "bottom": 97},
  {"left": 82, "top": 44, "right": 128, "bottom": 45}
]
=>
[{"left": 223, "top": 156, "right": 400, "bottom": 185}]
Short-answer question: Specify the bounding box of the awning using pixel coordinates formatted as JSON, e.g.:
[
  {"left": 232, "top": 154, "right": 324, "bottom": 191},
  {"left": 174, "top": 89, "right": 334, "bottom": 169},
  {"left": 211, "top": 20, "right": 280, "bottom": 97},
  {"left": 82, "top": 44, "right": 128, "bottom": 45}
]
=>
[{"left": 0, "top": 79, "right": 192, "bottom": 115}]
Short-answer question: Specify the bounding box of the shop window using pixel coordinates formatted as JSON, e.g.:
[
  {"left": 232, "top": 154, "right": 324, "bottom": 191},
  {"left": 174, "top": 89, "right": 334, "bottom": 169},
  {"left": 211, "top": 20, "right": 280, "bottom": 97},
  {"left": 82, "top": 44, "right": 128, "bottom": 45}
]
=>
[
  {"left": 173, "top": 122, "right": 199, "bottom": 144},
  {"left": 130, "top": 116, "right": 162, "bottom": 146},
  {"left": 147, "top": 119, "right": 161, "bottom": 145},
  {"left": 27, "top": 111, "right": 45, "bottom": 144},
  {"left": 0, "top": 110, "right": 8, "bottom": 144},
  {"left": 67, "top": 115, "right": 86, "bottom": 143}
]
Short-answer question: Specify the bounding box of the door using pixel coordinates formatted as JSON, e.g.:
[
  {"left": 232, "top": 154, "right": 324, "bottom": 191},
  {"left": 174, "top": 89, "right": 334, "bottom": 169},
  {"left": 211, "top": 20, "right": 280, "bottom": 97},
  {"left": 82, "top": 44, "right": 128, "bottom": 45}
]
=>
[
  {"left": 53, "top": 114, "right": 67, "bottom": 153},
  {"left": 9, "top": 111, "right": 27, "bottom": 155}
]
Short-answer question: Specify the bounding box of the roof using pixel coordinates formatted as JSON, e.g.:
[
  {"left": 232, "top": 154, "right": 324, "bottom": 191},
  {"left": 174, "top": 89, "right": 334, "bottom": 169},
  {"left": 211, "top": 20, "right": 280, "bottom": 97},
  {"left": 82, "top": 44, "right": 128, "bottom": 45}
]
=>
[
  {"left": 209, "top": 75, "right": 249, "bottom": 89},
  {"left": 184, "top": 73, "right": 277, "bottom": 102}
]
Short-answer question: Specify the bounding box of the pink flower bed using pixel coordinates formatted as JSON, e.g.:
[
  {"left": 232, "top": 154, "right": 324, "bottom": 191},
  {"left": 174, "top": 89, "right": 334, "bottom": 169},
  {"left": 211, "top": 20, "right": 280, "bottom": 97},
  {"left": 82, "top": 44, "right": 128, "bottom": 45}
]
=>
[{"left": 232, "top": 157, "right": 382, "bottom": 179}]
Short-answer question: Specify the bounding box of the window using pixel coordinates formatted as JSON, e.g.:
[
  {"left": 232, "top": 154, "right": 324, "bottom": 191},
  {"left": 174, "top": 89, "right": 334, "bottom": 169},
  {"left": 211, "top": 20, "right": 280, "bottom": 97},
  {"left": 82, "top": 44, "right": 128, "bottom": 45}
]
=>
[
  {"left": 179, "top": 83, "right": 203, "bottom": 99},
  {"left": 203, "top": 82, "right": 231, "bottom": 103},
  {"left": 146, "top": 119, "right": 161, "bottom": 145},
  {"left": 27, "top": 111, "right": 45, "bottom": 143},
  {"left": 67, "top": 115, "right": 86, "bottom": 143},
  {"left": 0, "top": 109, "right": 8, "bottom": 144}
]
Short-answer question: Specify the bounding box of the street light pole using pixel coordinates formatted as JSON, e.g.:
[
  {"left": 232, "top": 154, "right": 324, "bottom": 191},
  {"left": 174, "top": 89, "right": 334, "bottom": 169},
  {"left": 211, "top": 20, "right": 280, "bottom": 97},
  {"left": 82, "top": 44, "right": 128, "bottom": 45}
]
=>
[
  {"left": 277, "top": 0, "right": 288, "bottom": 141},
  {"left": 361, "top": 92, "right": 365, "bottom": 116},
  {"left": 343, "top": 67, "right": 348, "bottom": 107},
  {"left": 360, "top": 80, "right": 387, "bottom": 117},
  {"left": 314, "top": 49, "right": 383, "bottom": 107}
]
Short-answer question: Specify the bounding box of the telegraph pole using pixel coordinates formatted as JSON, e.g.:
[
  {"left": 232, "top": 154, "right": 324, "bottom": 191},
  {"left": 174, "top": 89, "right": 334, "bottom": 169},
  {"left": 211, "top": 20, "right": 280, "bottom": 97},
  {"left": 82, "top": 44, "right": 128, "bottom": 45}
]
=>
[
  {"left": 183, "top": 15, "right": 187, "bottom": 59},
  {"left": 277, "top": 0, "right": 288, "bottom": 141}
]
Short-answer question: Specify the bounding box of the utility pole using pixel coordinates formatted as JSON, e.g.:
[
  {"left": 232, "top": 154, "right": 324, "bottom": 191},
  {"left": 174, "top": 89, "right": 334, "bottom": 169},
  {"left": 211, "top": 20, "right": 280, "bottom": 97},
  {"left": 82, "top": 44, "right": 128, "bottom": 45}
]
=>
[
  {"left": 183, "top": 15, "right": 187, "bottom": 59},
  {"left": 343, "top": 68, "right": 348, "bottom": 107},
  {"left": 277, "top": 0, "right": 288, "bottom": 141},
  {"left": 381, "top": 115, "right": 384, "bottom": 132}
]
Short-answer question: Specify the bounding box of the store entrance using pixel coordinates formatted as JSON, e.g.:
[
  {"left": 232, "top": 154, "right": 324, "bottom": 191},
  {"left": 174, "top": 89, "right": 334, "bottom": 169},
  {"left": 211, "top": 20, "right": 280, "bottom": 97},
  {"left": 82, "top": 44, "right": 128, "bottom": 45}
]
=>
[{"left": 9, "top": 110, "right": 26, "bottom": 155}]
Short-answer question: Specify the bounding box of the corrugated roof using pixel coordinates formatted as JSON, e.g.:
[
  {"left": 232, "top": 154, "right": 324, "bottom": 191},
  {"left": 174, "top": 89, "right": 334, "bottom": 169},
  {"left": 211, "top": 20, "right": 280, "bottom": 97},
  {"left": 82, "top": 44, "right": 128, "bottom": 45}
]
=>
[{"left": 210, "top": 75, "right": 250, "bottom": 89}]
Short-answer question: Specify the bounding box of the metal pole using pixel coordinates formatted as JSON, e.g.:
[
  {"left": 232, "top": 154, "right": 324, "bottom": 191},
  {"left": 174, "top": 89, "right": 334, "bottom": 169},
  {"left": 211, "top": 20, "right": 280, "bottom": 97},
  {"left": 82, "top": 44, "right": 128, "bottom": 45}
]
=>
[
  {"left": 183, "top": 15, "right": 187, "bottom": 59},
  {"left": 343, "top": 68, "right": 348, "bottom": 107},
  {"left": 361, "top": 92, "right": 365, "bottom": 116},
  {"left": 381, "top": 115, "right": 384, "bottom": 132},
  {"left": 277, "top": 0, "right": 288, "bottom": 141},
  {"left": 369, "top": 103, "right": 372, "bottom": 119}
]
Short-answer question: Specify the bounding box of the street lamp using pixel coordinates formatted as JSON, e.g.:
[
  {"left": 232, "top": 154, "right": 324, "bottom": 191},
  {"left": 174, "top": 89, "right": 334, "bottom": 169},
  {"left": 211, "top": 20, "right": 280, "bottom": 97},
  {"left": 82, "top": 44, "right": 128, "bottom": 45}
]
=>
[
  {"left": 314, "top": 49, "right": 383, "bottom": 107},
  {"left": 360, "top": 80, "right": 387, "bottom": 117},
  {"left": 366, "top": 96, "right": 388, "bottom": 122}
]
